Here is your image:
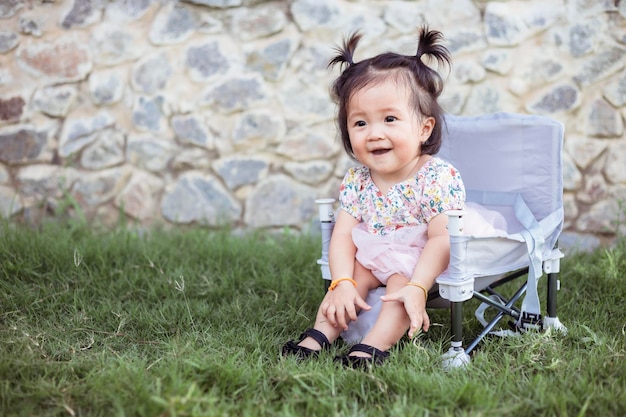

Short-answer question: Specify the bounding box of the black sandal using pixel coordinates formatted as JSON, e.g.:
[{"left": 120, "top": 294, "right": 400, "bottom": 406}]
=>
[
  {"left": 281, "top": 328, "right": 331, "bottom": 359},
  {"left": 336, "top": 343, "right": 390, "bottom": 369}
]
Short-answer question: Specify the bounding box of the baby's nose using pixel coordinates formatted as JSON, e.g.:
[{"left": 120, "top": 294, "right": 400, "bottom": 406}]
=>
[{"left": 367, "top": 123, "right": 385, "bottom": 139}]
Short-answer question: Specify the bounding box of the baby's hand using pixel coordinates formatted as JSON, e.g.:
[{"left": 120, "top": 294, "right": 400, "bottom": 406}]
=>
[
  {"left": 321, "top": 283, "right": 370, "bottom": 330},
  {"left": 381, "top": 286, "right": 430, "bottom": 338}
]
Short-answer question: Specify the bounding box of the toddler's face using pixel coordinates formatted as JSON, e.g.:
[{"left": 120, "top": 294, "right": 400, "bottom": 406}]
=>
[{"left": 346, "top": 78, "right": 434, "bottom": 184}]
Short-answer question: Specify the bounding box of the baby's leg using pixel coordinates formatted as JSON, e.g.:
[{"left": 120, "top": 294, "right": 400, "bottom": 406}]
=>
[
  {"left": 352, "top": 273, "right": 410, "bottom": 356},
  {"left": 297, "top": 261, "right": 380, "bottom": 350}
]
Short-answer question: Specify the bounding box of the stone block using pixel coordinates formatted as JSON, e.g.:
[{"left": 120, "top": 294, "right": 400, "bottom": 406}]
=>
[
  {"left": 104, "top": 0, "right": 152, "bottom": 22},
  {"left": 0, "top": 96, "right": 25, "bottom": 123},
  {"left": 574, "top": 46, "right": 626, "bottom": 87},
  {"left": 246, "top": 37, "right": 297, "bottom": 81},
  {"left": 0, "top": 0, "right": 24, "bottom": 19},
  {"left": 131, "top": 53, "right": 173, "bottom": 95},
  {"left": 481, "top": 49, "right": 513, "bottom": 75},
  {"left": 452, "top": 59, "right": 486, "bottom": 84},
  {"left": 0, "top": 185, "right": 22, "bottom": 218},
  {"left": 576, "top": 173, "right": 608, "bottom": 205},
  {"left": 149, "top": 3, "right": 198, "bottom": 45},
  {"left": 558, "top": 231, "right": 602, "bottom": 253},
  {"left": 19, "top": 15, "right": 43, "bottom": 37},
  {"left": 81, "top": 128, "right": 125, "bottom": 170},
  {"left": 244, "top": 175, "right": 316, "bottom": 228},
  {"left": 161, "top": 172, "right": 242, "bottom": 226},
  {"left": 562, "top": 152, "right": 582, "bottom": 191},
  {"left": 62, "top": 0, "right": 104, "bottom": 29},
  {"left": 484, "top": 1, "right": 558, "bottom": 46},
  {"left": 0, "top": 126, "right": 49, "bottom": 164},
  {"left": 230, "top": 4, "right": 287, "bottom": 40},
  {"left": 214, "top": 156, "right": 269, "bottom": 189},
  {"left": 382, "top": 1, "right": 425, "bottom": 34},
  {"left": 276, "top": 126, "right": 339, "bottom": 162},
  {"left": 284, "top": 160, "right": 333, "bottom": 185},
  {"left": 172, "top": 114, "right": 214, "bottom": 148},
  {"left": 71, "top": 167, "right": 131, "bottom": 208},
  {"left": 115, "top": 170, "right": 164, "bottom": 221},
  {"left": 132, "top": 96, "right": 166, "bottom": 133},
  {"left": 17, "top": 36, "right": 92, "bottom": 83},
  {"left": 290, "top": 0, "right": 341, "bottom": 32},
  {"left": 16, "top": 164, "right": 70, "bottom": 203},
  {"left": 565, "top": 136, "right": 607, "bottom": 170},
  {"left": 126, "top": 135, "right": 177, "bottom": 173},
  {"left": 90, "top": 24, "right": 142, "bottom": 66},
  {"left": 604, "top": 141, "right": 626, "bottom": 184},
  {"left": 0, "top": 31, "right": 19, "bottom": 53},
  {"left": 278, "top": 78, "right": 334, "bottom": 121},
  {"left": 446, "top": 28, "right": 488, "bottom": 55},
  {"left": 464, "top": 83, "right": 518, "bottom": 115},
  {"left": 60, "top": 112, "right": 115, "bottom": 157},
  {"left": 185, "top": 41, "right": 231, "bottom": 83},
  {"left": 568, "top": 21, "right": 598, "bottom": 57},
  {"left": 231, "top": 110, "right": 285, "bottom": 150},
  {"left": 576, "top": 198, "right": 624, "bottom": 235},
  {"left": 603, "top": 72, "right": 626, "bottom": 107},
  {"left": 526, "top": 84, "right": 581, "bottom": 115},
  {"left": 32, "top": 85, "right": 77, "bottom": 118},
  {"left": 587, "top": 99, "right": 624, "bottom": 138},
  {"left": 200, "top": 75, "right": 269, "bottom": 114},
  {"left": 89, "top": 69, "right": 125, "bottom": 105}
]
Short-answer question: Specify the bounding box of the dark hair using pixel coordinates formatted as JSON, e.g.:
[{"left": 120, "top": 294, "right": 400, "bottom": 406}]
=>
[{"left": 328, "top": 25, "right": 451, "bottom": 158}]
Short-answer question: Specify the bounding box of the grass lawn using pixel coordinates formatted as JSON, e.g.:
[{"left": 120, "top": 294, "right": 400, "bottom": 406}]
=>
[{"left": 1, "top": 221, "right": 625, "bottom": 417}]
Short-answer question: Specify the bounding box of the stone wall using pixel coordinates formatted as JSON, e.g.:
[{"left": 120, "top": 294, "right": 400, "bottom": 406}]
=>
[{"left": 0, "top": 0, "right": 625, "bottom": 250}]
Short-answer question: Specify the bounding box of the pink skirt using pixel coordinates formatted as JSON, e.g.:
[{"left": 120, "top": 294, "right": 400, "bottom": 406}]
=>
[{"left": 352, "top": 223, "right": 429, "bottom": 285}]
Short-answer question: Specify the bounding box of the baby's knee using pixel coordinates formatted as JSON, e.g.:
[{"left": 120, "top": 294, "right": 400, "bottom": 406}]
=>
[{"left": 386, "top": 273, "right": 409, "bottom": 290}]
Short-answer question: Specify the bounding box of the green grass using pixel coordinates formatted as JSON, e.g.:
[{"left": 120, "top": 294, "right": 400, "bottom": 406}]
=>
[{"left": 0, "top": 221, "right": 625, "bottom": 417}]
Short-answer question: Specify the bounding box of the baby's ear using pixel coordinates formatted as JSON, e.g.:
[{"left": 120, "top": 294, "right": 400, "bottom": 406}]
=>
[{"left": 420, "top": 117, "right": 435, "bottom": 141}]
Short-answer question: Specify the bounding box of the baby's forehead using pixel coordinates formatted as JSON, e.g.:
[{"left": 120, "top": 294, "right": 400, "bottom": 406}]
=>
[
  {"left": 347, "top": 75, "right": 417, "bottom": 103},
  {"left": 349, "top": 71, "right": 412, "bottom": 93},
  {"left": 350, "top": 79, "right": 410, "bottom": 99}
]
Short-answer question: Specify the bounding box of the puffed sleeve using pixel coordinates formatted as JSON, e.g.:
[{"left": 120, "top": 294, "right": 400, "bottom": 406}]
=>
[
  {"left": 339, "top": 167, "right": 364, "bottom": 221},
  {"left": 420, "top": 160, "right": 465, "bottom": 224}
]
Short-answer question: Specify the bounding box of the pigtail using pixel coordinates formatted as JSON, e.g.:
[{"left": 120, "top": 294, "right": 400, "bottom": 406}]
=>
[
  {"left": 328, "top": 31, "right": 362, "bottom": 70},
  {"left": 414, "top": 25, "right": 451, "bottom": 98},
  {"left": 416, "top": 26, "right": 451, "bottom": 69}
]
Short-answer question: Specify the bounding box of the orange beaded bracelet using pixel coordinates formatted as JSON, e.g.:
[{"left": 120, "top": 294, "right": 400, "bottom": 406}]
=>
[{"left": 328, "top": 277, "right": 357, "bottom": 291}]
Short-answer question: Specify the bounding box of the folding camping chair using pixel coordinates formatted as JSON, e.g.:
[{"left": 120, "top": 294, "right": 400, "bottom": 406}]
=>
[{"left": 315, "top": 112, "right": 565, "bottom": 368}]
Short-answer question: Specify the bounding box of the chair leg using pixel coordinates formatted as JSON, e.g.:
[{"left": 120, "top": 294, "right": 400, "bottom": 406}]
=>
[
  {"left": 442, "top": 301, "right": 470, "bottom": 369},
  {"left": 544, "top": 272, "right": 568, "bottom": 333},
  {"left": 451, "top": 301, "right": 463, "bottom": 348},
  {"left": 546, "top": 272, "right": 558, "bottom": 318}
]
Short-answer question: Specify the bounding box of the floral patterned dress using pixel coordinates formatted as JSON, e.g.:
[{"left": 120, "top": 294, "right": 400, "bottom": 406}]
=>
[{"left": 339, "top": 157, "right": 465, "bottom": 283}]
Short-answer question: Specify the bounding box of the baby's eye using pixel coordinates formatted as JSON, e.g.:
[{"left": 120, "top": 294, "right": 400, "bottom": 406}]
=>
[
  {"left": 385, "top": 116, "right": 397, "bottom": 122},
  {"left": 354, "top": 120, "right": 366, "bottom": 127}
]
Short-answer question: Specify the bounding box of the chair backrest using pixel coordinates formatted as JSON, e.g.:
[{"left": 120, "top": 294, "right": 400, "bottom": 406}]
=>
[{"left": 438, "top": 112, "right": 564, "bottom": 225}]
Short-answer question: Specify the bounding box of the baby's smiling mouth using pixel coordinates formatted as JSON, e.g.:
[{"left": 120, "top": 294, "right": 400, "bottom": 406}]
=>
[{"left": 372, "top": 149, "right": 391, "bottom": 155}]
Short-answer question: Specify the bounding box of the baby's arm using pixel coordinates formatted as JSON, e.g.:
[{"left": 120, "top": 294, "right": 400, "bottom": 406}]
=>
[
  {"left": 381, "top": 213, "right": 450, "bottom": 337},
  {"left": 321, "top": 210, "right": 371, "bottom": 330}
]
